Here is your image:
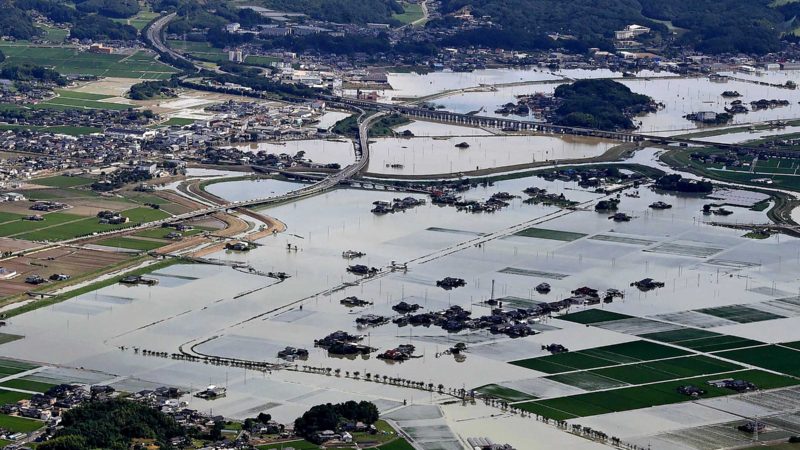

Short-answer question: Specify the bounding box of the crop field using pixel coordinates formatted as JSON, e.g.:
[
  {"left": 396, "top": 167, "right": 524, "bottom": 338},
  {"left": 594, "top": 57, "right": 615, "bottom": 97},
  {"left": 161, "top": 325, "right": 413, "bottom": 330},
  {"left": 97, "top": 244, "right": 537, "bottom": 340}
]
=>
[
  {"left": 0, "top": 124, "right": 102, "bottom": 135},
  {"left": 558, "top": 309, "right": 633, "bottom": 324},
  {"left": 134, "top": 228, "right": 204, "bottom": 239},
  {"left": 0, "top": 390, "right": 31, "bottom": 405},
  {"left": 0, "top": 378, "right": 55, "bottom": 393},
  {"left": 0, "top": 45, "right": 178, "bottom": 79},
  {"left": 510, "top": 341, "right": 689, "bottom": 374},
  {"left": 160, "top": 117, "right": 196, "bottom": 126},
  {"left": 716, "top": 346, "right": 800, "bottom": 377},
  {"left": 244, "top": 55, "right": 279, "bottom": 66},
  {"left": 32, "top": 175, "right": 93, "bottom": 188},
  {"left": 518, "top": 370, "right": 799, "bottom": 420},
  {"left": 696, "top": 305, "right": 787, "bottom": 323},
  {"left": 96, "top": 236, "right": 167, "bottom": 251},
  {"left": 641, "top": 329, "right": 766, "bottom": 352},
  {"left": 393, "top": 1, "right": 425, "bottom": 24},
  {"left": 36, "top": 93, "right": 133, "bottom": 111},
  {"left": 54, "top": 90, "right": 114, "bottom": 101},
  {"left": 0, "top": 359, "right": 36, "bottom": 377},
  {"left": 38, "top": 25, "right": 68, "bottom": 43},
  {"left": 515, "top": 227, "right": 587, "bottom": 241},
  {"left": 0, "top": 212, "right": 85, "bottom": 237},
  {"left": 114, "top": 10, "right": 158, "bottom": 30},
  {"left": 475, "top": 384, "right": 537, "bottom": 402},
  {"left": 12, "top": 207, "right": 169, "bottom": 242},
  {"left": 257, "top": 440, "right": 320, "bottom": 450},
  {"left": 0, "top": 413, "right": 43, "bottom": 433},
  {"left": 548, "top": 356, "right": 744, "bottom": 390},
  {"left": 0, "top": 212, "right": 25, "bottom": 224},
  {"left": 166, "top": 40, "right": 227, "bottom": 62}
]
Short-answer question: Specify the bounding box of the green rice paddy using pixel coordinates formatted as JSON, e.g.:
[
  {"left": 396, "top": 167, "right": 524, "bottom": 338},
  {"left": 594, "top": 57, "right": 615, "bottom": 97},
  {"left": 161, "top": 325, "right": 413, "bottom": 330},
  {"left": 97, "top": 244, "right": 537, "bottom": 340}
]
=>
[
  {"left": 0, "top": 45, "right": 178, "bottom": 79},
  {"left": 518, "top": 370, "right": 798, "bottom": 420},
  {"left": 515, "top": 227, "right": 587, "bottom": 241},
  {"left": 558, "top": 309, "right": 633, "bottom": 324},
  {"left": 510, "top": 341, "right": 689, "bottom": 374}
]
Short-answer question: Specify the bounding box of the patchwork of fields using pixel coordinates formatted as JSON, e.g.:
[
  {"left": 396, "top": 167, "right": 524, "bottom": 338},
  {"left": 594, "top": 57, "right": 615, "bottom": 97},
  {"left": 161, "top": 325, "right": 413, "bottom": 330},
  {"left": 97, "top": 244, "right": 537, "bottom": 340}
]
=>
[{"left": 0, "top": 45, "right": 178, "bottom": 79}]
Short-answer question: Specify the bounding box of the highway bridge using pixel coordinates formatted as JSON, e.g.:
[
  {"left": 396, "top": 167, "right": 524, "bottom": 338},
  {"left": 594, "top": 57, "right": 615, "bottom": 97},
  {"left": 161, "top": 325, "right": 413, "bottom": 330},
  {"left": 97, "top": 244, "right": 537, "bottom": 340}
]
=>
[{"left": 58, "top": 111, "right": 384, "bottom": 245}]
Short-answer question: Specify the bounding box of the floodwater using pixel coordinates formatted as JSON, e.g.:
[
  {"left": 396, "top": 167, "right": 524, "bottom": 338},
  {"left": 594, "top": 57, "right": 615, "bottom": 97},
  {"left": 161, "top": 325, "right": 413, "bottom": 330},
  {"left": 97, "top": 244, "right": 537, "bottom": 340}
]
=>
[
  {"left": 367, "top": 135, "right": 614, "bottom": 175},
  {"left": 3, "top": 132, "right": 800, "bottom": 448},
  {"left": 315, "top": 111, "right": 351, "bottom": 130},
  {"left": 204, "top": 178, "right": 303, "bottom": 202},
  {"left": 347, "top": 67, "right": 674, "bottom": 101},
  {"left": 392, "top": 120, "right": 494, "bottom": 137},
  {"left": 432, "top": 76, "right": 800, "bottom": 134},
  {"left": 232, "top": 138, "right": 355, "bottom": 166}
]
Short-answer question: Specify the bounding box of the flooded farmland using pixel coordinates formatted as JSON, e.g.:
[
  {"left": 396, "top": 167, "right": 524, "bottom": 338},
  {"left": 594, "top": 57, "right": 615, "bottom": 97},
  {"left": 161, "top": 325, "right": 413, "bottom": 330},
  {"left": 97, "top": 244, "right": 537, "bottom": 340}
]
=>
[{"left": 3, "top": 154, "right": 799, "bottom": 449}]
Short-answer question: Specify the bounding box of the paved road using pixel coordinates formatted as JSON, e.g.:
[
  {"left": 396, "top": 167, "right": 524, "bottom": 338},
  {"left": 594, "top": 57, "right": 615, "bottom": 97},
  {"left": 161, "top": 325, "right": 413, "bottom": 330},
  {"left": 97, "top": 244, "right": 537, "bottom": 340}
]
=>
[{"left": 56, "top": 111, "right": 384, "bottom": 245}]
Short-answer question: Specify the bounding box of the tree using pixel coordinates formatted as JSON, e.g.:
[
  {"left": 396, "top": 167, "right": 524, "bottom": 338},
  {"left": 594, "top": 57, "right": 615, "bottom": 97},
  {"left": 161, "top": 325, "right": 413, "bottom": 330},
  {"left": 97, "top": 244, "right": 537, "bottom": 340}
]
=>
[
  {"left": 38, "top": 436, "right": 88, "bottom": 450},
  {"left": 209, "top": 421, "right": 224, "bottom": 441}
]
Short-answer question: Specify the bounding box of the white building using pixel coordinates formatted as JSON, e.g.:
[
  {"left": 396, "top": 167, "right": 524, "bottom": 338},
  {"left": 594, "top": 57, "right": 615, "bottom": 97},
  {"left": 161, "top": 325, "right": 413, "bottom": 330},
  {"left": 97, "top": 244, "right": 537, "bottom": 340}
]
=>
[
  {"left": 615, "top": 24, "right": 650, "bottom": 40},
  {"left": 228, "top": 49, "right": 244, "bottom": 63},
  {"left": 225, "top": 23, "right": 240, "bottom": 33}
]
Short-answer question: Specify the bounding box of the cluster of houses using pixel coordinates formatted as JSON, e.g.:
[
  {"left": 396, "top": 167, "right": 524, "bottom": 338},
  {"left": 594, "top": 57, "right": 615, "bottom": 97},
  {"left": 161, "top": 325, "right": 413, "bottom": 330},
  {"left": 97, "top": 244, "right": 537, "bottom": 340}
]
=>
[
  {"left": 30, "top": 201, "right": 68, "bottom": 212},
  {"left": 96, "top": 210, "right": 129, "bottom": 225},
  {"left": 314, "top": 331, "right": 374, "bottom": 356}
]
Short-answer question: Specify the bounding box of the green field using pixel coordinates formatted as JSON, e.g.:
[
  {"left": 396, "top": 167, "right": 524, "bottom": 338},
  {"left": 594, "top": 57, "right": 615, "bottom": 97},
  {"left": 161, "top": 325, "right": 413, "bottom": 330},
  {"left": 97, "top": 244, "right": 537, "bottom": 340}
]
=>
[
  {"left": 244, "top": 55, "right": 279, "bottom": 67},
  {"left": 54, "top": 89, "right": 114, "bottom": 101},
  {"left": 0, "top": 212, "right": 85, "bottom": 237},
  {"left": 515, "top": 227, "right": 587, "bottom": 241},
  {"left": 642, "top": 329, "right": 766, "bottom": 352},
  {"left": 0, "top": 359, "right": 37, "bottom": 375},
  {"left": 15, "top": 207, "right": 170, "bottom": 242},
  {"left": 697, "top": 305, "right": 786, "bottom": 323},
  {"left": 0, "top": 378, "right": 55, "bottom": 393},
  {"left": 0, "top": 212, "right": 25, "bottom": 224},
  {"left": 558, "top": 309, "right": 633, "bottom": 324},
  {"left": 32, "top": 175, "right": 93, "bottom": 188},
  {"left": 716, "top": 345, "right": 800, "bottom": 377},
  {"left": 0, "top": 390, "right": 32, "bottom": 405},
  {"left": 166, "top": 40, "right": 227, "bottom": 62},
  {"left": 510, "top": 341, "right": 689, "bottom": 374},
  {"left": 661, "top": 148, "right": 800, "bottom": 193},
  {"left": 0, "top": 413, "right": 43, "bottom": 433},
  {"left": 38, "top": 25, "right": 69, "bottom": 43},
  {"left": 114, "top": 10, "right": 158, "bottom": 31},
  {"left": 0, "top": 45, "right": 178, "bottom": 79},
  {"left": 18, "top": 187, "right": 98, "bottom": 201},
  {"left": 475, "top": 384, "right": 537, "bottom": 402},
  {"left": 160, "top": 117, "right": 196, "bottom": 126},
  {"left": 548, "top": 356, "right": 744, "bottom": 390},
  {"left": 134, "top": 227, "right": 203, "bottom": 239},
  {"left": 96, "top": 237, "right": 167, "bottom": 251},
  {"left": 35, "top": 95, "right": 134, "bottom": 111},
  {"left": 258, "top": 440, "right": 320, "bottom": 450},
  {"left": 0, "top": 124, "right": 101, "bottom": 135},
  {"left": 0, "top": 334, "right": 23, "bottom": 346},
  {"left": 518, "top": 370, "right": 798, "bottom": 420},
  {"left": 393, "top": 2, "right": 424, "bottom": 24},
  {"left": 377, "top": 439, "right": 415, "bottom": 450}
]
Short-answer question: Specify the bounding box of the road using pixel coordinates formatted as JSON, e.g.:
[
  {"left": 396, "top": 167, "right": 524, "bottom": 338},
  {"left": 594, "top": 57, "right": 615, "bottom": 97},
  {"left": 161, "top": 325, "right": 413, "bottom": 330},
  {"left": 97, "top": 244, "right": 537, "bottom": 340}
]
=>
[
  {"left": 145, "top": 13, "right": 189, "bottom": 65},
  {"left": 55, "top": 111, "right": 384, "bottom": 245}
]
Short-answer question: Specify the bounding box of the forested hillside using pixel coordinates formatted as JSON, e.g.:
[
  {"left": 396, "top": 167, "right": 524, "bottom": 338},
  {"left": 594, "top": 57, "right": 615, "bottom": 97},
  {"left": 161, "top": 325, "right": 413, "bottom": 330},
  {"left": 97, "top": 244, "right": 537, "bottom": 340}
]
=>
[{"left": 439, "top": 0, "right": 792, "bottom": 54}]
